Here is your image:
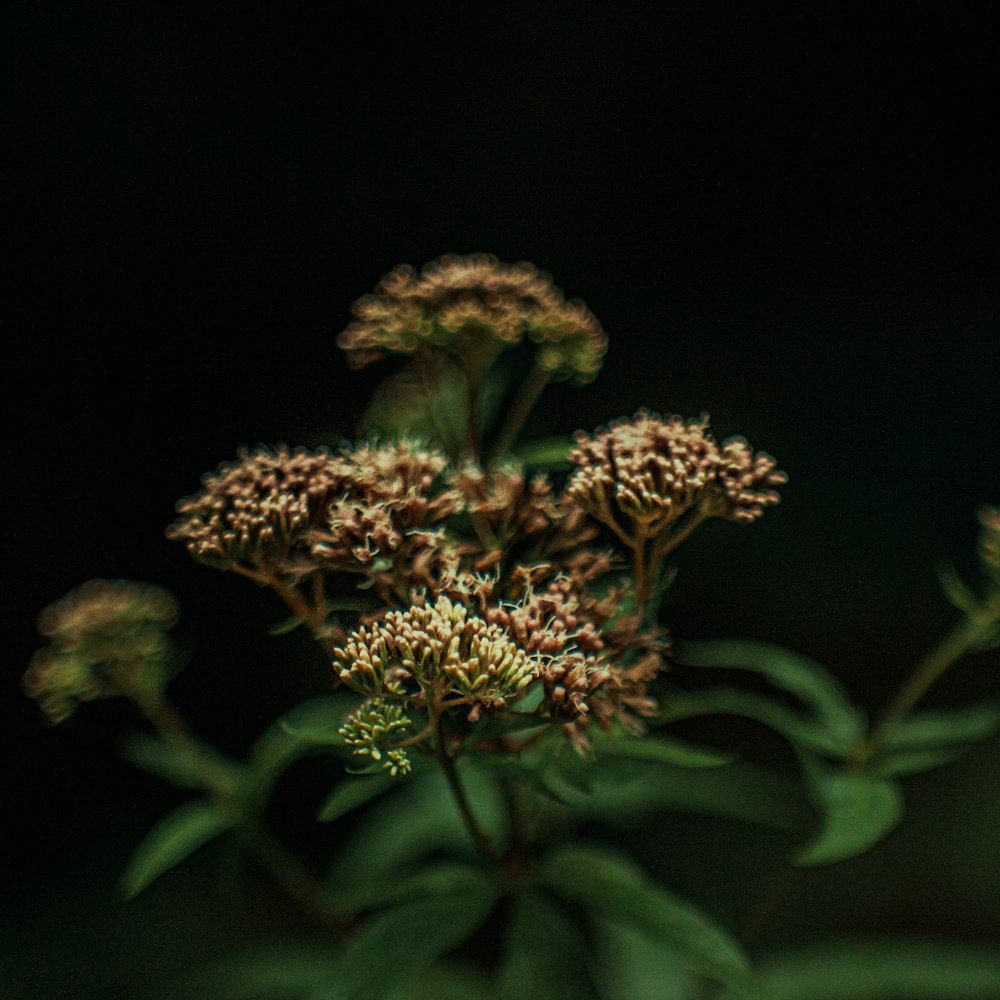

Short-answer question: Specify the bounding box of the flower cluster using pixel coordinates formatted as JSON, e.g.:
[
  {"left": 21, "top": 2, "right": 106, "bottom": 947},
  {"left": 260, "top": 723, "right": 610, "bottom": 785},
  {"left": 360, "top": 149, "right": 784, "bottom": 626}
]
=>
[
  {"left": 337, "top": 253, "right": 607, "bottom": 383},
  {"left": 338, "top": 699, "right": 413, "bottom": 776},
  {"left": 567, "top": 411, "right": 787, "bottom": 538},
  {"left": 167, "top": 445, "right": 347, "bottom": 572},
  {"left": 978, "top": 504, "right": 1000, "bottom": 585},
  {"left": 24, "top": 580, "right": 179, "bottom": 723},
  {"left": 333, "top": 596, "right": 539, "bottom": 712}
]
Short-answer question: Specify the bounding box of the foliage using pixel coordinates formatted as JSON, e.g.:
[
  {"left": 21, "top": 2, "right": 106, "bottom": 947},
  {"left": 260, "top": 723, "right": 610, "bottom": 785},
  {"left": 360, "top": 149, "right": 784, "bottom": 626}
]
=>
[{"left": 25, "top": 255, "right": 1000, "bottom": 999}]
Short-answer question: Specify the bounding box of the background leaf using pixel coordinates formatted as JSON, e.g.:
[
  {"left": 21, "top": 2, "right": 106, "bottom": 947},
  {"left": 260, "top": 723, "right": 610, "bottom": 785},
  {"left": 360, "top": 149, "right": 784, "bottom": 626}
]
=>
[
  {"left": 676, "top": 639, "right": 865, "bottom": 754},
  {"left": 727, "top": 939, "right": 1000, "bottom": 999},
  {"left": 881, "top": 701, "right": 1000, "bottom": 751},
  {"left": 593, "top": 920, "right": 701, "bottom": 1000},
  {"left": 120, "top": 798, "right": 236, "bottom": 899},
  {"left": 795, "top": 762, "right": 903, "bottom": 866},
  {"left": 316, "top": 773, "right": 396, "bottom": 823},
  {"left": 536, "top": 843, "right": 751, "bottom": 989},
  {"left": 323, "top": 888, "right": 499, "bottom": 1000},
  {"left": 495, "top": 891, "right": 601, "bottom": 1000},
  {"left": 590, "top": 728, "right": 735, "bottom": 768},
  {"left": 513, "top": 435, "right": 574, "bottom": 470}
]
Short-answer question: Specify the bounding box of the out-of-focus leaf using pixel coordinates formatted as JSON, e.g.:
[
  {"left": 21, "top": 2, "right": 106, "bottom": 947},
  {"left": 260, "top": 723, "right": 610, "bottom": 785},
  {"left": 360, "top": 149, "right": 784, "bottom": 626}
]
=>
[
  {"left": 660, "top": 687, "right": 848, "bottom": 757},
  {"left": 333, "top": 859, "right": 488, "bottom": 914},
  {"left": 881, "top": 700, "right": 1000, "bottom": 751},
  {"left": 536, "top": 844, "right": 752, "bottom": 989},
  {"left": 868, "top": 746, "right": 965, "bottom": 778},
  {"left": 325, "top": 887, "right": 499, "bottom": 1000},
  {"left": 725, "top": 939, "right": 1000, "bottom": 999},
  {"left": 176, "top": 941, "right": 342, "bottom": 999},
  {"left": 591, "top": 728, "right": 736, "bottom": 768},
  {"left": 937, "top": 562, "right": 980, "bottom": 613},
  {"left": 676, "top": 639, "right": 865, "bottom": 754},
  {"left": 795, "top": 761, "right": 903, "bottom": 866},
  {"left": 121, "top": 732, "right": 246, "bottom": 793},
  {"left": 461, "top": 710, "right": 550, "bottom": 745},
  {"left": 381, "top": 963, "right": 491, "bottom": 1000},
  {"left": 513, "top": 435, "right": 574, "bottom": 470},
  {"left": 121, "top": 798, "right": 236, "bottom": 899},
  {"left": 594, "top": 920, "right": 701, "bottom": 1000},
  {"left": 249, "top": 694, "right": 360, "bottom": 779},
  {"left": 361, "top": 363, "right": 468, "bottom": 456},
  {"left": 323, "top": 765, "right": 506, "bottom": 902},
  {"left": 506, "top": 741, "right": 811, "bottom": 830},
  {"left": 317, "top": 773, "right": 396, "bottom": 822},
  {"left": 268, "top": 615, "right": 306, "bottom": 636},
  {"left": 496, "top": 891, "right": 600, "bottom": 1000}
]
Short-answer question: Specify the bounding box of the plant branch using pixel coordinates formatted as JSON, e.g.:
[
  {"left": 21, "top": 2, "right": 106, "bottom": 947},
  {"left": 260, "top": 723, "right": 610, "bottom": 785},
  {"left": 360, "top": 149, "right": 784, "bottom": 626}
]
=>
[{"left": 486, "top": 362, "right": 551, "bottom": 466}]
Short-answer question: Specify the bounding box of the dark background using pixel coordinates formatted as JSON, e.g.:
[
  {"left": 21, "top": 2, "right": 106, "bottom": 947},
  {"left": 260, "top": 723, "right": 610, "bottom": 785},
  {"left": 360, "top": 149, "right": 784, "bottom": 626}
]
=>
[{"left": 6, "top": 5, "right": 999, "bottom": 997}]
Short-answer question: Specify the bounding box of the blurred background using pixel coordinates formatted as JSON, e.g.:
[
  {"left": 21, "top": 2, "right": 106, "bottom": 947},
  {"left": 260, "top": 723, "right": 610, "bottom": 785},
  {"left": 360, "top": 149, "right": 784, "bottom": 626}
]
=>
[{"left": 6, "top": 5, "right": 999, "bottom": 997}]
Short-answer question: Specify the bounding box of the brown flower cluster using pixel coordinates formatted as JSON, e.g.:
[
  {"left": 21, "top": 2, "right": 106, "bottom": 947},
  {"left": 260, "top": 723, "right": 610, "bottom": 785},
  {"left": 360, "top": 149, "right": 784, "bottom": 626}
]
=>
[
  {"left": 167, "top": 445, "right": 347, "bottom": 572},
  {"left": 337, "top": 253, "right": 607, "bottom": 383},
  {"left": 567, "top": 411, "right": 787, "bottom": 537},
  {"left": 24, "top": 580, "right": 179, "bottom": 723}
]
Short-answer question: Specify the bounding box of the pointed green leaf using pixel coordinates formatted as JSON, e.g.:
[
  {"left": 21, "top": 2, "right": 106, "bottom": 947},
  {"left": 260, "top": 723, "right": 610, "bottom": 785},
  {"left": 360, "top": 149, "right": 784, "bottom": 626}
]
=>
[
  {"left": 181, "top": 941, "right": 342, "bottom": 998},
  {"left": 594, "top": 920, "right": 701, "bottom": 1000},
  {"left": 121, "top": 733, "right": 246, "bottom": 792},
  {"left": 496, "top": 892, "right": 600, "bottom": 1000},
  {"left": 334, "top": 860, "right": 489, "bottom": 914},
  {"left": 868, "top": 746, "right": 966, "bottom": 778},
  {"left": 676, "top": 639, "right": 864, "bottom": 752},
  {"left": 795, "top": 764, "right": 903, "bottom": 866},
  {"left": 331, "top": 887, "right": 499, "bottom": 1000},
  {"left": 937, "top": 562, "right": 980, "bottom": 613},
  {"left": 737, "top": 939, "right": 1000, "bottom": 999},
  {"left": 121, "top": 798, "right": 236, "bottom": 899},
  {"left": 591, "top": 729, "right": 736, "bottom": 768},
  {"left": 317, "top": 773, "right": 396, "bottom": 822},
  {"left": 536, "top": 844, "right": 751, "bottom": 989},
  {"left": 882, "top": 700, "right": 1000, "bottom": 752},
  {"left": 513, "top": 435, "right": 574, "bottom": 470},
  {"left": 660, "top": 687, "right": 848, "bottom": 757}
]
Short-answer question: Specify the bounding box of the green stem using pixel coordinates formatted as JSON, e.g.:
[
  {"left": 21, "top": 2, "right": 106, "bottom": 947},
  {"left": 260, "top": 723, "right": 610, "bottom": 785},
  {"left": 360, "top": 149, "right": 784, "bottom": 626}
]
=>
[
  {"left": 432, "top": 704, "right": 498, "bottom": 867},
  {"left": 138, "top": 694, "right": 349, "bottom": 934},
  {"left": 486, "top": 362, "right": 551, "bottom": 466},
  {"left": 856, "top": 609, "right": 999, "bottom": 767}
]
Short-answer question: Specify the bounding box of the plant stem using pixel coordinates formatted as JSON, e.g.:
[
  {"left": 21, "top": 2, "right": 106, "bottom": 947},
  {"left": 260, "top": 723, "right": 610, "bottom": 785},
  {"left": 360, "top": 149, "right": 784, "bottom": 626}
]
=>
[
  {"left": 138, "top": 694, "right": 349, "bottom": 934},
  {"left": 432, "top": 706, "right": 498, "bottom": 867},
  {"left": 486, "top": 362, "right": 550, "bottom": 466},
  {"left": 856, "top": 609, "right": 998, "bottom": 767}
]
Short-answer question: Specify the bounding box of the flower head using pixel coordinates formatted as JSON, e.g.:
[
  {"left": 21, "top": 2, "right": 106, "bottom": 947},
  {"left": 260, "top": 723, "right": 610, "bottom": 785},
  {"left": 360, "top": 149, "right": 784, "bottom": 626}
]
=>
[
  {"left": 338, "top": 698, "right": 413, "bottom": 776},
  {"left": 978, "top": 504, "right": 1000, "bottom": 584},
  {"left": 566, "top": 411, "right": 786, "bottom": 537},
  {"left": 25, "top": 580, "right": 179, "bottom": 723},
  {"left": 337, "top": 253, "right": 607, "bottom": 383},
  {"left": 333, "top": 595, "right": 538, "bottom": 710},
  {"left": 167, "top": 445, "right": 348, "bottom": 571}
]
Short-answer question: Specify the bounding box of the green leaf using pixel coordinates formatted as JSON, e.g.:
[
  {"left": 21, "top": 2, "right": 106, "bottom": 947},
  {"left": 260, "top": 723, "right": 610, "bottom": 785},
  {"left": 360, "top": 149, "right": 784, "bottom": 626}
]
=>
[
  {"left": 334, "top": 860, "right": 490, "bottom": 915},
  {"left": 591, "top": 728, "right": 736, "bottom": 768},
  {"left": 382, "top": 963, "right": 491, "bottom": 1000},
  {"left": 795, "top": 762, "right": 903, "bottom": 866},
  {"left": 496, "top": 892, "right": 601, "bottom": 1000},
  {"left": 536, "top": 844, "right": 751, "bottom": 989},
  {"left": 121, "top": 798, "right": 236, "bottom": 899},
  {"left": 660, "top": 687, "right": 849, "bottom": 757},
  {"left": 513, "top": 435, "right": 574, "bottom": 470},
  {"left": 250, "top": 694, "right": 360, "bottom": 774},
  {"left": 868, "top": 746, "right": 966, "bottom": 778},
  {"left": 329, "top": 887, "right": 499, "bottom": 1000},
  {"left": 733, "top": 939, "right": 1000, "bottom": 999},
  {"left": 316, "top": 773, "right": 396, "bottom": 822},
  {"left": 323, "top": 764, "right": 506, "bottom": 902},
  {"left": 594, "top": 920, "right": 701, "bottom": 1000},
  {"left": 676, "top": 639, "right": 865, "bottom": 754},
  {"left": 461, "top": 710, "right": 550, "bottom": 744},
  {"left": 509, "top": 740, "right": 812, "bottom": 830},
  {"left": 177, "top": 941, "right": 342, "bottom": 999},
  {"left": 937, "top": 562, "right": 980, "bottom": 613},
  {"left": 882, "top": 700, "right": 1000, "bottom": 751},
  {"left": 121, "top": 732, "right": 246, "bottom": 792}
]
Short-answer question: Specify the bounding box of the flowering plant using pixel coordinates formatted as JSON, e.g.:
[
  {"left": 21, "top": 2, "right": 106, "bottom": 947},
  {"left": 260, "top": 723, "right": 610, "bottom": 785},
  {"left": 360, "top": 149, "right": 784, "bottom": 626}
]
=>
[{"left": 28, "top": 255, "right": 1000, "bottom": 999}]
